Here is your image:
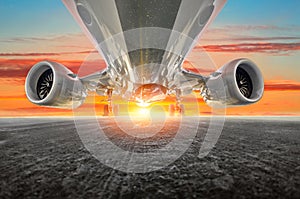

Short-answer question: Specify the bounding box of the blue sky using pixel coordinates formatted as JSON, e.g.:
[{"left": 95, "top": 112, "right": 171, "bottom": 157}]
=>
[
  {"left": 0, "top": 0, "right": 79, "bottom": 37},
  {"left": 215, "top": 0, "right": 300, "bottom": 26},
  {"left": 1, "top": 0, "right": 300, "bottom": 38}
]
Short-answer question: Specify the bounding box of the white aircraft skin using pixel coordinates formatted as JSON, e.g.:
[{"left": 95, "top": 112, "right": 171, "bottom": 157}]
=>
[{"left": 25, "top": 0, "right": 264, "bottom": 115}]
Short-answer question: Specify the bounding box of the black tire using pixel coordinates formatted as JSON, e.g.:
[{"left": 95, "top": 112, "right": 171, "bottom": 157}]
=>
[
  {"left": 169, "top": 104, "right": 175, "bottom": 116},
  {"left": 103, "top": 104, "right": 109, "bottom": 116}
]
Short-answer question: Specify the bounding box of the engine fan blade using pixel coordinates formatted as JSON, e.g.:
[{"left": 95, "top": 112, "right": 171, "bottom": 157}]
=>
[
  {"left": 236, "top": 67, "right": 253, "bottom": 98},
  {"left": 37, "top": 69, "right": 53, "bottom": 100}
]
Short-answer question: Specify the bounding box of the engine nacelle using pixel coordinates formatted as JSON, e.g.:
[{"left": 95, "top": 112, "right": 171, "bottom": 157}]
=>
[
  {"left": 204, "top": 58, "right": 264, "bottom": 107},
  {"left": 25, "top": 61, "right": 87, "bottom": 109}
]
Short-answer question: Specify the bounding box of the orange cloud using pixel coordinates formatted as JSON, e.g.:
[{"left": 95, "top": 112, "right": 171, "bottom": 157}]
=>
[
  {"left": 0, "top": 58, "right": 106, "bottom": 78},
  {"left": 0, "top": 50, "right": 98, "bottom": 57},
  {"left": 264, "top": 80, "right": 300, "bottom": 91},
  {"left": 200, "top": 42, "right": 300, "bottom": 55}
]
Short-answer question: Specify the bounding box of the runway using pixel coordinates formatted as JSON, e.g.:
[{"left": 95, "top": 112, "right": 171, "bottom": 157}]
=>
[{"left": 0, "top": 117, "right": 299, "bottom": 198}]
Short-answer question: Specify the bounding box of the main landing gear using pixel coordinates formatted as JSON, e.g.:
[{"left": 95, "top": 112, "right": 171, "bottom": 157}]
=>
[
  {"left": 168, "top": 90, "right": 185, "bottom": 116},
  {"left": 169, "top": 103, "right": 184, "bottom": 116},
  {"left": 102, "top": 89, "right": 185, "bottom": 116},
  {"left": 103, "top": 89, "right": 119, "bottom": 116}
]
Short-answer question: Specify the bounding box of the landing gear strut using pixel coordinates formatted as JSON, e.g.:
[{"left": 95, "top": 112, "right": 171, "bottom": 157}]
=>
[
  {"left": 103, "top": 89, "right": 113, "bottom": 116},
  {"left": 169, "top": 90, "right": 185, "bottom": 116}
]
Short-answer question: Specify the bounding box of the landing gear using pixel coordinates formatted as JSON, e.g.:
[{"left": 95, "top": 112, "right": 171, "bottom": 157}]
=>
[
  {"left": 103, "top": 89, "right": 118, "bottom": 116},
  {"left": 169, "top": 89, "right": 185, "bottom": 116},
  {"left": 169, "top": 104, "right": 175, "bottom": 116},
  {"left": 169, "top": 103, "right": 185, "bottom": 116},
  {"left": 103, "top": 104, "right": 110, "bottom": 116}
]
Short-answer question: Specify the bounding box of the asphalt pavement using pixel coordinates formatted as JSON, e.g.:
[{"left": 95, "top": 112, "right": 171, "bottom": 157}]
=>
[{"left": 0, "top": 117, "right": 299, "bottom": 198}]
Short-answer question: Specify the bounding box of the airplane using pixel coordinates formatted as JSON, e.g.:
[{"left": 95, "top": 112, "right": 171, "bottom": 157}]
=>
[{"left": 25, "top": 0, "right": 264, "bottom": 116}]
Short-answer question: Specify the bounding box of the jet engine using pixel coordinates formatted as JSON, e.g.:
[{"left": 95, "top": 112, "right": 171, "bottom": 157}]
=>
[
  {"left": 25, "top": 61, "right": 87, "bottom": 109},
  {"left": 203, "top": 59, "right": 264, "bottom": 107}
]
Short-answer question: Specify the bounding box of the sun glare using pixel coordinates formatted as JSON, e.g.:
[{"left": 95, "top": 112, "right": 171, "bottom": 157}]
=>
[
  {"left": 136, "top": 100, "right": 151, "bottom": 108},
  {"left": 137, "top": 107, "right": 150, "bottom": 116}
]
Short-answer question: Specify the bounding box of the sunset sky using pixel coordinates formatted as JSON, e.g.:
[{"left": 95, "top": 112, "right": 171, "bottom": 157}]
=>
[{"left": 0, "top": 0, "right": 300, "bottom": 117}]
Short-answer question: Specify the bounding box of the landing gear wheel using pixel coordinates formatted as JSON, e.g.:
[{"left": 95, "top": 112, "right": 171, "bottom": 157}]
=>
[
  {"left": 103, "top": 104, "right": 109, "bottom": 116},
  {"left": 169, "top": 89, "right": 185, "bottom": 116},
  {"left": 102, "top": 88, "right": 114, "bottom": 116},
  {"left": 103, "top": 104, "right": 118, "bottom": 116},
  {"left": 169, "top": 104, "right": 185, "bottom": 116},
  {"left": 176, "top": 104, "right": 185, "bottom": 116},
  {"left": 169, "top": 104, "right": 175, "bottom": 116}
]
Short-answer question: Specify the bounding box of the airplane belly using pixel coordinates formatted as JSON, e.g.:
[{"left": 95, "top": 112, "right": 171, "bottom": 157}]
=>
[{"left": 62, "top": 0, "right": 226, "bottom": 99}]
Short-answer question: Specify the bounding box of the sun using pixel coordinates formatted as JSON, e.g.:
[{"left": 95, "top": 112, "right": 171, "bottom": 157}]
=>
[
  {"left": 136, "top": 101, "right": 151, "bottom": 108},
  {"left": 138, "top": 107, "right": 150, "bottom": 115}
]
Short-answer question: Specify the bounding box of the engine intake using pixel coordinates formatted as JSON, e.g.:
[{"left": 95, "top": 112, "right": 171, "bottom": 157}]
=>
[
  {"left": 205, "top": 58, "right": 264, "bottom": 107},
  {"left": 25, "top": 61, "right": 87, "bottom": 109}
]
